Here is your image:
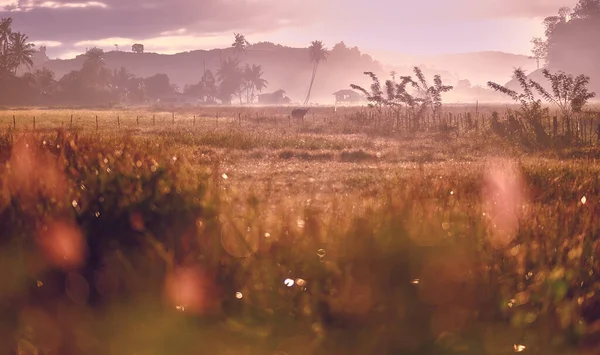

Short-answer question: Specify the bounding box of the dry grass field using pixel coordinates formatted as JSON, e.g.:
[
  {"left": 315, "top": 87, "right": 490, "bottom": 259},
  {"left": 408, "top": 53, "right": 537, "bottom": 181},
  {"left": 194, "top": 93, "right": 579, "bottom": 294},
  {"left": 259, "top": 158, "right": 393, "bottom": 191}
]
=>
[{"left": 1, "top": 106, "right": 600, "bottom": 354}]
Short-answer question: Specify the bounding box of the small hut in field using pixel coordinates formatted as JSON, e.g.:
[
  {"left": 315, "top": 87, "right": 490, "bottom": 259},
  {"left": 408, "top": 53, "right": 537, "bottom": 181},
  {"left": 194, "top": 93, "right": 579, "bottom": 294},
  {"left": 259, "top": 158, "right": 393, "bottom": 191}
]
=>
[
  {"left": 257, "top": 89, "right": 292, "bottom": 105},
  {"left": 333, "top": 89, "right": 363, "bottom": 104}
]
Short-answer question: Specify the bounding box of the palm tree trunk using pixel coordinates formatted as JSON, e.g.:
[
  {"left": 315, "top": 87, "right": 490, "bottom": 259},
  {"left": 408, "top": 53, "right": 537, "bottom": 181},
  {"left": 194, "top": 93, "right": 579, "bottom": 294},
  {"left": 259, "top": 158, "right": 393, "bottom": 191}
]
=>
[{"left": 304, "top": 62, "right": 318, "bottom": 106}]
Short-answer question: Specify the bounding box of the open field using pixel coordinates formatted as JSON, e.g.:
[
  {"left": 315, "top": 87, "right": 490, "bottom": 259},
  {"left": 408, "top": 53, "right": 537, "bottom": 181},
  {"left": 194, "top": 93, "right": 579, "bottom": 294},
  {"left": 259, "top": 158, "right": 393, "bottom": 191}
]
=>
[{"left": 2, "top": 107, "right": 600, "bottom": 354}]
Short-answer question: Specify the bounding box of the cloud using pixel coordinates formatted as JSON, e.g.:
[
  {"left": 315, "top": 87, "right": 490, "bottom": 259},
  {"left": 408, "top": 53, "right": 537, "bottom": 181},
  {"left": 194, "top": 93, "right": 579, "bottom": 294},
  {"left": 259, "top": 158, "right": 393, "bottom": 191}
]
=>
[
  {"left": 30, "top": 39, "right": 62, "bottom": 47},
  {"left": 460, "top": 0, "right": 579, "bottom": 19},
  {"left": 0, "top": 0, "right": 579, "bottom": 58},
  {"left": 1, "top": 0, "right": 319, "bottom": 43},
  {"left": 70, "top": 33, "right": 241, "bottom": 54}
]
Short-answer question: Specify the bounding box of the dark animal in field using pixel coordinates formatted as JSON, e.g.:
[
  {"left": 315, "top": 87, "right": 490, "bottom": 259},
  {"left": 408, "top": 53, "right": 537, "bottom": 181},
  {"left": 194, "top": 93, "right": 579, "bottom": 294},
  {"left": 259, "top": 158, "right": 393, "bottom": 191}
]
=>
[{"left": 291, "top": 108, "right": 309, "bottom": 120}]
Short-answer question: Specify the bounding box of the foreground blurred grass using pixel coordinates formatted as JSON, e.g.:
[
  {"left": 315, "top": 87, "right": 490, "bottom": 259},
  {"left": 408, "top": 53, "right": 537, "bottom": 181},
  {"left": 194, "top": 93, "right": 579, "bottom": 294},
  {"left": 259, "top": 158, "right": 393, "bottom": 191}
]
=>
[{"left": 1, "top": 110, "right": 600, "bottom": 354}]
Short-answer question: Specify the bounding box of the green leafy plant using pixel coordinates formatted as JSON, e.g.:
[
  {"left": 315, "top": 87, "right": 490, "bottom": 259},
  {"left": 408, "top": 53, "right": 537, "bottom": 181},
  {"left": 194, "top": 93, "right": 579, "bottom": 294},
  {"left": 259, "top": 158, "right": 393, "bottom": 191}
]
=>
[
  {"left": 351, "top": 67, "right": 453, "bottom": 131},
  {"left": 488, "top": 68, "right": 596, "bottom": 145},
  {"left": 530, "top": 69, "right": 596, "bottom": 119},
  {"left": 488, "top": 68, "right": 550, "bottom": 145}
]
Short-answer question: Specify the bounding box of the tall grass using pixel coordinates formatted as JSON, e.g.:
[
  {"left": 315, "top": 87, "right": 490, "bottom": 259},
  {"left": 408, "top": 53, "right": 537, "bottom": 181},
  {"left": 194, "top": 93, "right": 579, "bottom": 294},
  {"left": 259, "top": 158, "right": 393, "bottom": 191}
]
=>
[{"left": 1, "top": 109, "right": 600, "bottom": 353}]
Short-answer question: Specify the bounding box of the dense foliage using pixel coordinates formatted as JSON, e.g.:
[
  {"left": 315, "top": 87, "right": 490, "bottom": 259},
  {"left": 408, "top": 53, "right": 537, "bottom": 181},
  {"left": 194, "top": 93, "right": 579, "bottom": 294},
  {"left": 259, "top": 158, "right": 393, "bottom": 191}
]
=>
[
  {"left": 533, "top": 0, "right": 600, "bottom": 91},
  {"left": 0, "top": 19, "right": 270, "bottom": 107}
]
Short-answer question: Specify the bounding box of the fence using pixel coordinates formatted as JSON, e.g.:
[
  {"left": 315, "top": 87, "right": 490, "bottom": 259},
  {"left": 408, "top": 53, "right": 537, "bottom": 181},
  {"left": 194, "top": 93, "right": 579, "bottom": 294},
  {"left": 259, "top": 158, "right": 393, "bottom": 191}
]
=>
[{"left": 2, "top": 107, "right": 600, "bottom": 146}]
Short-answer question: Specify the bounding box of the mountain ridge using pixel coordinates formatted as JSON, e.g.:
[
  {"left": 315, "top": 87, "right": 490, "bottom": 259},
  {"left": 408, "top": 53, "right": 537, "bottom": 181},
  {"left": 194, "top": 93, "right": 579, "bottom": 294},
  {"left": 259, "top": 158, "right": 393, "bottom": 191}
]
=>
[{"left": 35, "top": 42, "right": 535, "bottom": 104}]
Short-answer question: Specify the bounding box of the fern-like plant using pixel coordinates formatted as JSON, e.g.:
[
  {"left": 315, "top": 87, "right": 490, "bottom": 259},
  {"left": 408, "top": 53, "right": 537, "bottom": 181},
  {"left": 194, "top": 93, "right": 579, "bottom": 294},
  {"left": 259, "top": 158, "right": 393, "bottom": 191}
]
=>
[
  {"left": 351, "top": 67, "right": 453, "bottom": 131},
  {"left": 408, "top": 67, "right": 454, "bottom": 120},
  {"left": 529, "top": 69, "right": 596, "bottom": 119},
  {"left": 488, "top": 68, "right": 596, "bottom": 145},
  {"left": 350, "top": 71, "right": 386, "bottom": 113},
  {"left": 488, "top": 68, "right": 549, "bottom": 145}
]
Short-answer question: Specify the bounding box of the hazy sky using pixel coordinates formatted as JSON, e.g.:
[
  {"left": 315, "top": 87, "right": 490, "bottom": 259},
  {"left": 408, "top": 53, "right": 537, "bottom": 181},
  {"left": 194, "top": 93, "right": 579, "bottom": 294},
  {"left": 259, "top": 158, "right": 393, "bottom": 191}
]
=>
[{"left": 0, "top": 0, "right": 577, "bottom": 59}]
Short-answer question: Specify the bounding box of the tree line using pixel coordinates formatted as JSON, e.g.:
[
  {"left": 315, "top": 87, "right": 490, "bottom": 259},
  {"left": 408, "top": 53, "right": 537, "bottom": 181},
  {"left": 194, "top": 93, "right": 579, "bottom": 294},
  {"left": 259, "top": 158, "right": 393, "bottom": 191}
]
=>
[
  {"left": 0, "top": 18, "right": 331, "bottom": 107},
  {"left": 0, "top": 21, "right": 271, "bottom": 106},
  {"left": 530, "top": 0, "right": 600, "bottom": 91}
]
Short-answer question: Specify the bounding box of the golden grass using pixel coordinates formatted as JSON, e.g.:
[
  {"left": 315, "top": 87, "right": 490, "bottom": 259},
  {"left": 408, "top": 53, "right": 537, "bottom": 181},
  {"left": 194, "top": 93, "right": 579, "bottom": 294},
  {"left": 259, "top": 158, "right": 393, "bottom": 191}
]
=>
[{"left": 1, "top": 106, "right": 600, "bottom": 354}]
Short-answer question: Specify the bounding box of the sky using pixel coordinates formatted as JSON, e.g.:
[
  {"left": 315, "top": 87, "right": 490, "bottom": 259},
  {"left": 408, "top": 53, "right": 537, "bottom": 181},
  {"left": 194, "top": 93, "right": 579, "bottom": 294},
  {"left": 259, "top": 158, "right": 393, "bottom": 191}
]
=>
[{"left": 0, "top": 0, "right": 578, "bottom": 59}]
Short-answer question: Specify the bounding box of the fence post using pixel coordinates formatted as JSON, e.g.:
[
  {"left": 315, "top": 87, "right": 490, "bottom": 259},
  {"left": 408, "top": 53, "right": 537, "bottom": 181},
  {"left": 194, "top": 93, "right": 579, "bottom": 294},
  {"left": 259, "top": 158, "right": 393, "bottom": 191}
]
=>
[
  {"left": 216, "top": 113, "right": 219, "bottom": 127},
  {"left": 118, "top": 116, "right": 120, "bottom": 127},
  {"left": 33, "top": 116, "right": 35, "bottom": 130},
  {"left": 193, "top": 115, "right": 196, "bottom": 126},
  {"left": 136, "top": 116, "right": 139, "bottom": 126},
  {"left": 13, "top": 115, "right": 15, "bottom": 129},
  {"left": 153, "top": 114, "right": 155, "bottom": 126},
  {"left": 172, "top": 112, "right": 175, "bottom": 125},
  {"left": 96, "top": 115, "right": 99, "bottom": 131},
  {"left": 70, "top": 114, "right": 73, "bottom": 129}
]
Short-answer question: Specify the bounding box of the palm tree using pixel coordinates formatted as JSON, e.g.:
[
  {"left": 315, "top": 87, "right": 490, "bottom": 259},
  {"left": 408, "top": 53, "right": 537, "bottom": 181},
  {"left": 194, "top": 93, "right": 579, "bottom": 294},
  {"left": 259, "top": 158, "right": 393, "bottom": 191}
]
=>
[
  {"left": 8, "top": 32, "right": 35, "bottom": 75},
  {"left": 303, "top": 40, "right": 327, "bottom": 105},
  {"left": 0, "top": 17, "right": 12, "bottom": 55},
  {"left": 24, "top": 67, "right": 56, "bottom": 96},
  {"left": 217, "top": 57, "right": 243, "bottom": 104},
  {"left": 200, "top": 69, "right": 217, "bottom": 103},
  {"left": 243, "top": 64, "right": 268, "bottom": 103},
  {"left": 0, "top": 17, "right": 13, "bottom": 73},
  {"left": 111, "top": 67, "right": 133, "bottom": 99},
  {"left": 232, "top": 33, "right": 249, "bottom": 57},
  {"left": 81, "top": 47, "right": 109, "bottom": 89}
]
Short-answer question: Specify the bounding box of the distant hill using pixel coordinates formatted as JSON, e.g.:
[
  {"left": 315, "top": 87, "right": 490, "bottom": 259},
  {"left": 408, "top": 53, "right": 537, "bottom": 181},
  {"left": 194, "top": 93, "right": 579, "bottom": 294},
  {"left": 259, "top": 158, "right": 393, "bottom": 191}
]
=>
[
  {"left": 36, "top": 42, "right": 385, "bottom": 105},
  {"left": 33, "top": 43, "right": 531, "bottom": 105},
  {"left": 371, "top": 50, "right": 538, "bottom": 87}
]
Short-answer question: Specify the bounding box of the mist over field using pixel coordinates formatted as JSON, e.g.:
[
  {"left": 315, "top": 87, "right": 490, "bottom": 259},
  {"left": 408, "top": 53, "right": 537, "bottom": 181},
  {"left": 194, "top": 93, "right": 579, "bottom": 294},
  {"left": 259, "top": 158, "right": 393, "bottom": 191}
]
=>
[{"left": 2, "top": 1, "right": 600, "bottom": 354}]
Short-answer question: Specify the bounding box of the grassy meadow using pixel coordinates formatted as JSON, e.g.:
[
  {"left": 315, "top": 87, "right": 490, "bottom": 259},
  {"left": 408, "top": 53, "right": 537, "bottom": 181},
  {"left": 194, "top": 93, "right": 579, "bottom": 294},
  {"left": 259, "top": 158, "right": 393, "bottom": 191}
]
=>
[{"left": 1, "top": 105, "right": 600, "bottom": 354}]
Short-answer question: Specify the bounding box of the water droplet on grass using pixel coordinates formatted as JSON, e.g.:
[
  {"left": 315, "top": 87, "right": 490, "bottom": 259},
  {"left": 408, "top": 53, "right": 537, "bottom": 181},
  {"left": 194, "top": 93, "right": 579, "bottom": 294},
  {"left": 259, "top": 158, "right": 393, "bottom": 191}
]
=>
[
  {"left": 513, "top": 344, "right": 526, "bottom": 352},
  {"left": 284, "top": 279, "right": 294, "bottom": 287}
]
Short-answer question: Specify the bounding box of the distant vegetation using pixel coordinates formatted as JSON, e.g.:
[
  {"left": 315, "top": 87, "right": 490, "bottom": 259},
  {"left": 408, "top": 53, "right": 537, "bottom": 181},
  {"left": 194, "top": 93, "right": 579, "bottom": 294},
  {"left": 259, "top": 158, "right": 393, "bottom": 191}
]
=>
[
  {"left": 350, "top": 67, "right": 454, "bottom": 131},
  {"left": 528, "top": 0, "right": 600, "bottom": 92},
  {"left": 2, "top": 1, "right": 600, "bottom": 107},
  {"left": 0, "top": 21, "right": 276, "bottom": 107}
]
